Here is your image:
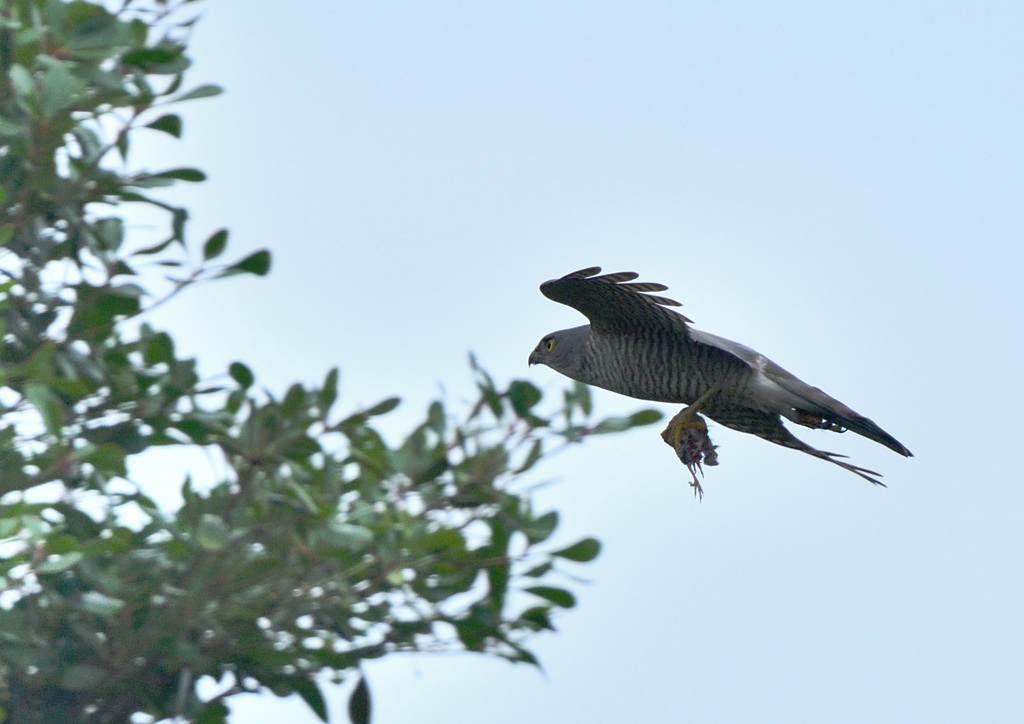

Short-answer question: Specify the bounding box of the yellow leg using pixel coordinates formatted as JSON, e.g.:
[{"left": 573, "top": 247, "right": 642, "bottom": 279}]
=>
[
  {"left": 660, "top": 385, "right": 721, "bottom": 500},
  {"left": 660, "top": 385, "right": 721, "bottom": 449}
]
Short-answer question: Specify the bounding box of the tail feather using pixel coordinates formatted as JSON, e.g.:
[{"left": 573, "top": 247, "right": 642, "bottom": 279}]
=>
[
  {"left": 794, "top": 408, "right": 913, "bottom": 458},
  {"left": 798, "top": 446, "right": 887, "bottom": 487},
  {"left": 754, "top": 357, "right": 913, "bottom": 458},
  {"left": 829, "top": 413, "right": 912, "bottom": 458},
  {"left": 706, "top": 405, "right": 890, "bottom": 486}
]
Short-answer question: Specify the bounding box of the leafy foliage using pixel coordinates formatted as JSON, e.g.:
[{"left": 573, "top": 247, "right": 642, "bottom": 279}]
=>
[{"left": 0, "top": 1, "right": 662, "bottom": 722}]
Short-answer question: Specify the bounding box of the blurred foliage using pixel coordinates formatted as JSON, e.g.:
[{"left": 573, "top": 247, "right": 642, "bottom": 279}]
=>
[{"left": 0, "top": 1, "right": 661, "bottom": 722}]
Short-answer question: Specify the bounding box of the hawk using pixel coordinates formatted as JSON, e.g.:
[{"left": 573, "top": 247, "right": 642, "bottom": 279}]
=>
[{"left": 528, "top": 266, "right": 911, "bottom": 494}]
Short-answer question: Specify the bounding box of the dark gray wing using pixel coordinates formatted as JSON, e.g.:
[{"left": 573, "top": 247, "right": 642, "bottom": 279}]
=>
[{"left": 539, "top": 266, "right": 692, "bottom": 333}]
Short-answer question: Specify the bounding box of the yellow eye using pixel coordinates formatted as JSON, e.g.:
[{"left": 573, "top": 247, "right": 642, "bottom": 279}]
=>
[{"left": 545, "top": 338, "right": 555, "bottom": 352}]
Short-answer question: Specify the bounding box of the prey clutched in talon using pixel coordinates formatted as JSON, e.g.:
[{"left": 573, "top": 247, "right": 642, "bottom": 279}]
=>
[{"left": 661, "top": 385, "right": 721, "bottom": 500}]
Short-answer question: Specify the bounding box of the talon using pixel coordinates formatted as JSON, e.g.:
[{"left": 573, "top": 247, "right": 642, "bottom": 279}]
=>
[
  {"left": 793, "top": 410, "right": 844, "bottom": 432},
  {"left": 660, "top": 385, "right": 720, "bottom": 447},
  {"left": 661, "top": 385, "right": 721, "bottom": 499}
]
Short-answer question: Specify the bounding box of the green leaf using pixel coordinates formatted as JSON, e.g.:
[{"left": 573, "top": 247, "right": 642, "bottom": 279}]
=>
[
  {"left": 123, "top": 46, "right": 180, "bottom": 67},
  {"left": 525, "top": 585, "right": 576, "bottom": 608},
  {"left": 65, "top": 3, "right": 119, "bottom": 50},
  {"left": 628, "top": 409, "right": 663, "bottom": 426},
  {"left": 126, "top": 174, "right": 176, "bottom": 189},
  {"left": 36, "top": 552, "right": 84, "bottom": 574},
  {"left": 8, "top": 64, "right": 34, "bottom": 99},
  {"left": 417, "top": 529, "right": 466, "bottom": 555},
  {"left": 364, "top": 396, "right": 400, "bottom": 417},
  {"left": 222, "top": 249, "right": 271, "bottom": 277},
  {"left": 151, "top": 167, "right": 206, "bottom": 182},
  {"left": 146, "top": 113, "right": 182, "bottom": 138},
  {"left": 72, "top": 443, "right": 126, "bottom": 477},
  {"left": 285, "top": 435, "right": 322, "bottom": 461},
  {"left": 581, "top": 407, "right": 659, "bottom": 436},
  {"left": 552, "top": 537, "right": 601, "bottom": 562},
  {"left": 82, "top": 422, "right": 147, "bottom": 455},
  {"left": 0, "top": 116, "right": 27, "bottom": 139},
  {"left": 591, "top": 416, "right": 630, "bottom": 434},
  {"left": 565, "top": 380, "right": 593, "bottom": 417},
  {"left": 286, "top": 479, "right": 320, "bottom": 513},
  {"left": 132, "top": 237, "right": 176, "bottom": 256},
  {"left": 523, "top": 562, "right": 553, "bottom": 578},
  {"left": 174, "top": 413, "right": 223, "bottom": 444},
  {"left": 507, "top": 644, "right": 541, "bottom": 667},
  {"left": 577, "top": 382, "right": 592, "bottom": 413},
  {"left": 107, "top": 282, "right": 145, "bottom": 298},
  {"left": 196, "top": 514, "right": 230, "bottom": 551},
  {"left": 455, "top": 618, "right": 489, "bottom": 650},
  {"left": 457, "top": 445, "right": 509, "bottom": 487},
  {"left": 121, "top": 45, "right": 190, "bottom": 75},
  {"left": 165, "top": 72, "right": 185, "bottom": 96},
  {"left": 39, "top": 61, "right": 87, "bottom": 117},
  {"left": 92, "top": 218, "right": 124, "bottom": 251},
  {"left": 81, "top": 591, "right": 125, "bottom": 617},
  {"left": 14, "top": 343, "right": 56, "bottom": 385},
  {"left": 67, "top": 285, "right": 141, "bottom": 336},
  {"left": 309, "top": 650, "right": 360, "bottom": 671},
  {"left": 291, "top": 677, "right": 328, "bottom": 722},
  {"left": 143, "top": 331, "right": 175, "bottom": 364},
  {"left": 321, "top": 367, "right": 339, "bottom": 410},
  {"left": 348, "top": 675, "right": 371, "bottom": 724},
  {"left": 0, "top": 519, "right": 21, "bottom": 539},
  {"left": 314, "top": 523, "right": 374, "bottom": 552},
  {"left": 203, "top": 228, "right": 229, "bottom": 260},
  {"left": 228, "top": 361, "right": 253, "bottom": 388},
  {"left": 25, "top": 383, "right": 64, "bottom": 437},
  {"left": 44, "top": 534, "right": 79, "bottom": 554},
  {"left": 508, "top": 380, "right": 542, "bottom": 417},
  {"left": 60, "top": 665, "right": 106, "bottom": 691},
  {"left": 197, "top": 700, "right": 230, "bottom": 724},
  {"left": 169, "top": 83, "right": 224, "bottom": 103},
  {"left": 0, "top": 226, "right": 12, "bottom": 248},
  {"left": 514, "top": 438, "right": 543, "bottom": 474},
  {"left": 281, "top": 383, "right": 305, "bottom": 416},
  {"left": 519, "top": 605, "right": 554, "bottom": 631},
  {"left": 524, "top": 510, "right": 558, "bottom": 544},
  {"left": 118, "top": 130, "right": 130, "bottom": 161},
  {"left": 426, "top": 400, "right": 446, "bottom": 433}
]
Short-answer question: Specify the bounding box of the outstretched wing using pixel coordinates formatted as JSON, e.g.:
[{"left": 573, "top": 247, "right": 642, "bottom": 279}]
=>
[{"left": 540, "top": 266, "right": 692, "bottom": 333}]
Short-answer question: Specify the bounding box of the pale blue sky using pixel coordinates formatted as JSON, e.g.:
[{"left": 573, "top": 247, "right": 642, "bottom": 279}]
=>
[{"left": 138, "top": 2, "right": 1023, "bottom": 722}]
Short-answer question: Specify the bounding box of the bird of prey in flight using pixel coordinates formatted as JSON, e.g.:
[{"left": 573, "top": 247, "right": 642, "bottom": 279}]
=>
[{"left": 529, "top": 266, "right": 911, "bottom": 496}]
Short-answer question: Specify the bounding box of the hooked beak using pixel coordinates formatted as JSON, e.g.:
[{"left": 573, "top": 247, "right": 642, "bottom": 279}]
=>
[{"left": 528, "top": 349, "right": 540, "bottom": 366}]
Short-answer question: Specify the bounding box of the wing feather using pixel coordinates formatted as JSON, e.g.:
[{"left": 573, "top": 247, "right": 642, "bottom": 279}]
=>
[
  {"left": 592, "top": 271, "right": 640, "bottom": 283},
  {"left": 539, "top": 266, "right": 691, "bottom": 331},
  {"left": 618, "top": 281, "right": 670, "bottom": 293}
]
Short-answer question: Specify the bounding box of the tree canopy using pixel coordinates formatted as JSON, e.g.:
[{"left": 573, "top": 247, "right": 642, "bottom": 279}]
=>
[{"left": 0, "top": 1, "right": 660, "bottom": 721}]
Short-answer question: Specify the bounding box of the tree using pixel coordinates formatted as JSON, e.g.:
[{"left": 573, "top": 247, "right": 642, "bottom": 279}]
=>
[{"left": 0, "top": 1, "right": 661, "bottom": 721}]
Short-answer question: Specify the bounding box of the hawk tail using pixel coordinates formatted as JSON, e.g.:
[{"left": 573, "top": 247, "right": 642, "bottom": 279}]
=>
[
  {"left": 801, "top": 408, "right": 913, "bottom": 458},
  {"left": 761, "top": 360, "right": 913, "bottom": 458},
  {"left": 708, "top": 406, "right": 888, "bottom": 487}
]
